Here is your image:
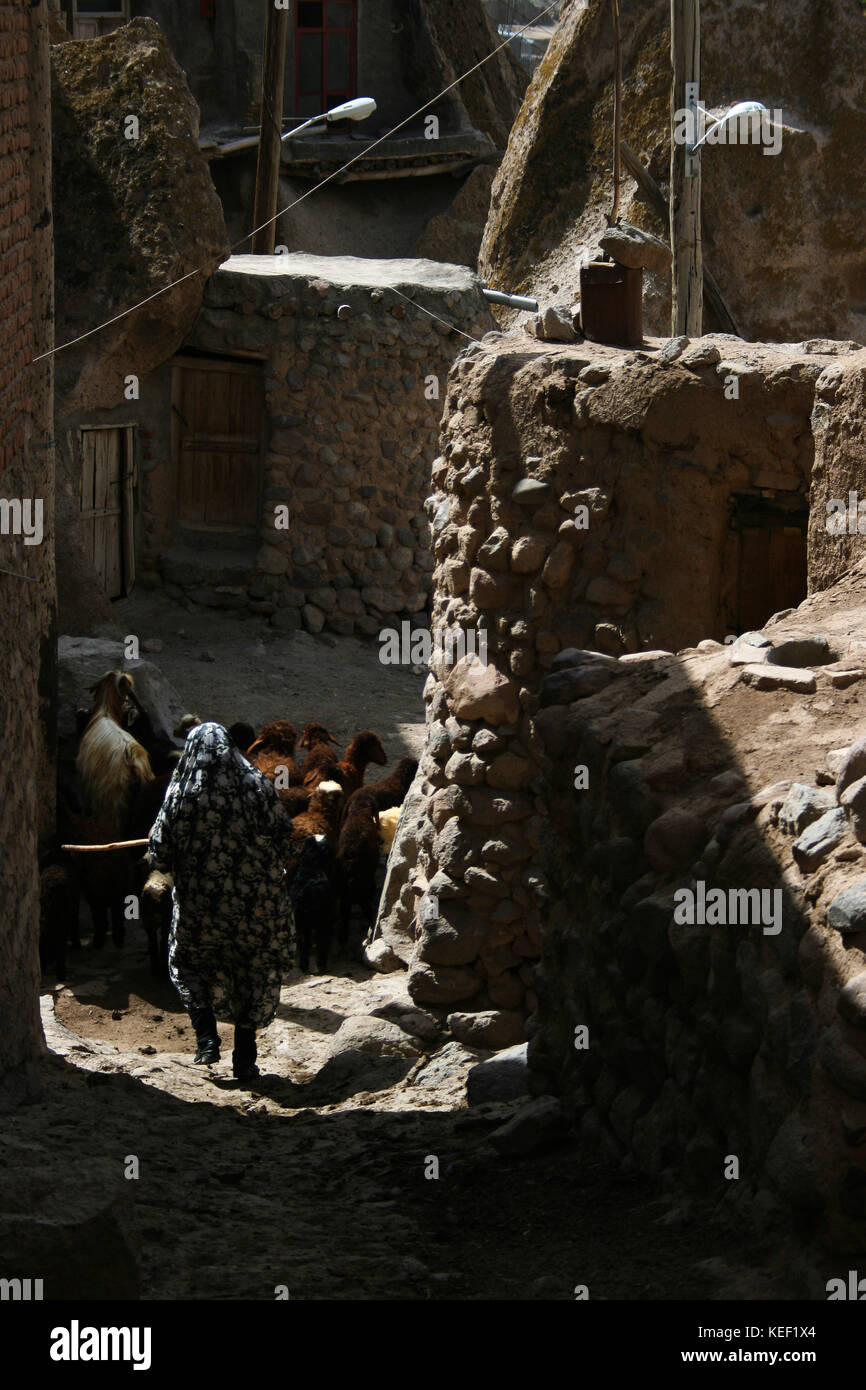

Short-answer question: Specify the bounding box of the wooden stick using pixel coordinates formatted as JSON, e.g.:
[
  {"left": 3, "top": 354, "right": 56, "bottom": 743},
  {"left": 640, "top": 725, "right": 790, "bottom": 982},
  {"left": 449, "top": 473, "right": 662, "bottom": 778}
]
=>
[
  {"left": 619, "top": 139, "right": 740, "bottom": 337},
  {"left": 62, "top": 838, "right": 149, "bottom": 853}
]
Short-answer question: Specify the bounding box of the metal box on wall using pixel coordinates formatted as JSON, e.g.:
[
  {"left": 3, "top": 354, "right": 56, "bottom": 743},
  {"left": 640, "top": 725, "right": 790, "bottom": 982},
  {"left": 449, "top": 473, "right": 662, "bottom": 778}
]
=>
[{"left": 580, "top": 260, "right": 643, "bottom": 347}]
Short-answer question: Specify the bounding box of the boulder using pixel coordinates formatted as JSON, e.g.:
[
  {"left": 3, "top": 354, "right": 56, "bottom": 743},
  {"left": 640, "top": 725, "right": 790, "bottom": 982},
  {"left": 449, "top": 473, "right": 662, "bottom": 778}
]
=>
[
  {"left": 792, "top": 807, "right": 848, "bottom": 870},
  {"left": 835, "top": 735, "right": 866, "bottom": 801},
  {"left": 326, "top": 1016, "right": 420, "bottom": 1061},
  {"left": 532, "top": 305, "right": 578, "bottom": 342},
  {"left": 369, "top": 1000, "right": 442, "bottom": 1044},
  {"left": 408, "top": 962, "right": 482, "bottom": 1005},
  {"left": 840, "top": 776, "right": 866, "bottom": 842},
  {"left": 447, "top": 1010, "right": 526, "bottom": 1050},
  {"left": 466, "top": 1042, "right": 530, "bottom": 1105},
  {"left": 599, "top": 222, "right": 671, "bottom": 273},
  {"left": 362, "top": 937, "right": 403, "bottom": 973},
  {"left": 538, "top": 664, "right": 616, "bottom": 708},
  {"left": 643, "top": 807, "right": 707, "bottom": 872},
  {"left": 444, "top": 654, "right": 520, "bottom": 724},
  {"left": 777, "top": 783, "right": 836, "bottom": 836},
  {"left": 828, "top": 884, "right": 866, "bottom": 936},
  {"left": 51, "top": 18, "right": 229, "bottom": 415}
]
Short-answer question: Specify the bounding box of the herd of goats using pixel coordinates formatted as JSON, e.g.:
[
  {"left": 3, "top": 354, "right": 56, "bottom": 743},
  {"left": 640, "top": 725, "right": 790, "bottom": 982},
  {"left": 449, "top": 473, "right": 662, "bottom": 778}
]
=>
[{"left": 40, "top": 670, "right": 418, "bottom": 983}]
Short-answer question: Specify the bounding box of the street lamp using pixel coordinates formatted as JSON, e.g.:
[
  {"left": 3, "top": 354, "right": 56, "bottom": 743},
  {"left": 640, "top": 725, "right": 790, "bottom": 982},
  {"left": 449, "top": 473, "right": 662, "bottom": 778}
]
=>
[
  {"left": 691, "top": 100, "right": 769, "bottom": 152},
  {"left": 281, "top": 97, "right": 377, "bottom": 142}
]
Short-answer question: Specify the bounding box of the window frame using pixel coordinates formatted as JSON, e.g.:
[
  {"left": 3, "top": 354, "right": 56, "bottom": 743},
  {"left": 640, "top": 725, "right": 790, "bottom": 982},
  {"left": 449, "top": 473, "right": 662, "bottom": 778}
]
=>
[
  {"left": 294, "top": 0, "right": 357, "bottom": 118},
  {"left": 72, "top": 0, "right": 127, "bottom": 15}
]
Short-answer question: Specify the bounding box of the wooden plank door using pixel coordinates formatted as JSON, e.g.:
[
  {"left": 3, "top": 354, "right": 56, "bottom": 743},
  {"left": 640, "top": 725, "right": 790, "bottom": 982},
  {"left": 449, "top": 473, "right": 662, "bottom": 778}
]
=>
[
  {"left": 173, "top": 359, "right": 262, "bottom": 530},
  {"left": 79, "top": 427, "right": 133, "bottom": 600},
  {"left": 736, "top": 524, "right": 806, "bottom": 632}
]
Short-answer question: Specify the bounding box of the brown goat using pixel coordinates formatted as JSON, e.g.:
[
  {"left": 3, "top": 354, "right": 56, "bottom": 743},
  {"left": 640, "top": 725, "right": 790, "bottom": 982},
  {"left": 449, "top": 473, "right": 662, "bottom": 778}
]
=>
[
  {"left": 366, "top": 756, "right": 417, "bottom": 811},
  {"left": 337, "top": 731, "right": 387, "bottom": 797},
  {"left": 247, "top": 721, "right": 300, "bottom": 787},
  {"left": 299, "top": 721, "right": 342, "bottom": 788}
]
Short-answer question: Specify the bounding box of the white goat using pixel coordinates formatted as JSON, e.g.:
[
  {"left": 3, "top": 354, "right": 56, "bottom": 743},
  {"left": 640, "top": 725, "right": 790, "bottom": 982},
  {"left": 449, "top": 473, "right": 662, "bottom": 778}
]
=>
[{"left": 76, "top": 671, "right": 154, "bottom": 832}]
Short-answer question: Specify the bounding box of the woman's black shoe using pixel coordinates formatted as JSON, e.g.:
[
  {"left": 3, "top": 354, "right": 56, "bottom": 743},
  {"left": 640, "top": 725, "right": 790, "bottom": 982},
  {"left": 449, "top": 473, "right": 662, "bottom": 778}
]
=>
[
  {"left": 189, "top": 1003, "right": 220, "bottom": 1063},
  {"left": 232, "top": 1025, "right": 257, "bottom": 1080}
]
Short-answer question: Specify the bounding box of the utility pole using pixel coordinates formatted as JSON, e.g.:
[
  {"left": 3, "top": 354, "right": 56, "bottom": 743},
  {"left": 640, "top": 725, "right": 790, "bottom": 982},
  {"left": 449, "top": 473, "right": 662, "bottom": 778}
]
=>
[
  {"left": 670, "top": 0, "right": 702, "bottom": 335},
  {"left": 251, "top": 1, "right": 290, "bottom": 255}
]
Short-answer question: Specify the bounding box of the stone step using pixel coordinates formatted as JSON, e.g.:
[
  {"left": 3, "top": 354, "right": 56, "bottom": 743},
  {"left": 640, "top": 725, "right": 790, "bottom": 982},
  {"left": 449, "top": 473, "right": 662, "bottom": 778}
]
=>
[{"left": 160, "top": 544, "right": 258, "bottom": 590}]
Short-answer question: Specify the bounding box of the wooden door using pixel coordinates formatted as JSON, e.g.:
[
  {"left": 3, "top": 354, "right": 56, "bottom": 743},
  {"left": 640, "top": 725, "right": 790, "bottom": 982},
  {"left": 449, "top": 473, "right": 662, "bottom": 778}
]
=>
[
  {"left": 80, "top": 426, "right": 135, "bottom": 599},
  {"left": 173, "top": 359, "right": 262, "bottom": 530},
  {"left": 736, "top": 524, "right": 807, "bottom": 632}
]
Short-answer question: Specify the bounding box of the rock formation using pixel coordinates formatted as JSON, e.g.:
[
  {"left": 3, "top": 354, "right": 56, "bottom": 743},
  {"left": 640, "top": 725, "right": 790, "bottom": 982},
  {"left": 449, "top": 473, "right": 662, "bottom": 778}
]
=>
[
  {"left": 480, "top": 0, "right": 866, "bottom": 342},
  {"left": 51, "top": 17, "right": 230, "bottom": 416}
]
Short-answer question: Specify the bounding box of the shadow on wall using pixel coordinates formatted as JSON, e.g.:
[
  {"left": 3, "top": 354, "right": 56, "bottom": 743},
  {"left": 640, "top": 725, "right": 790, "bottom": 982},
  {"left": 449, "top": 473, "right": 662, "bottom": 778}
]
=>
[{"left": 532, "top": 636, "right": 866, "bottom": 1261}]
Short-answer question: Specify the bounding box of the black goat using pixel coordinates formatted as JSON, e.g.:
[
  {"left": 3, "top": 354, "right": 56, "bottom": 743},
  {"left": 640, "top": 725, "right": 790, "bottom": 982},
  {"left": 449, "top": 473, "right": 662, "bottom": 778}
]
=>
[{"left": 289, "top": 835, "right": 338, "bottom": 974}]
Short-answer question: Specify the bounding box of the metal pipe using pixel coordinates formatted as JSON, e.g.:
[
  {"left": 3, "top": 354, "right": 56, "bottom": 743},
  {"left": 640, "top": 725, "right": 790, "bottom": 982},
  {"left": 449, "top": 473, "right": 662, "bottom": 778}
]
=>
[{"left": 481, "top": 288, "right": 539, "bottom": 312}]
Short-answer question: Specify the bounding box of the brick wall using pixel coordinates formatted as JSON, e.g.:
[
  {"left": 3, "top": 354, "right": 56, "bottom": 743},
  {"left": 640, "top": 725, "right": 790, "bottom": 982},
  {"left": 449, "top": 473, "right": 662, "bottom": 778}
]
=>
[
  {"left": 0, "top": 0, "right": 55, "bottom": 1078},
  {"left": 0, "top": 1, "right": 33, "bottom": 473}
]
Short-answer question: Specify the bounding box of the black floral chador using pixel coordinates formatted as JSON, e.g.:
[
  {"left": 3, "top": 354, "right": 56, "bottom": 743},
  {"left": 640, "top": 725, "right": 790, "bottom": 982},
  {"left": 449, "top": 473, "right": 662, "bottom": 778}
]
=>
[{"left": 148, "top": 722, "right": 294, "bottom": 1030}]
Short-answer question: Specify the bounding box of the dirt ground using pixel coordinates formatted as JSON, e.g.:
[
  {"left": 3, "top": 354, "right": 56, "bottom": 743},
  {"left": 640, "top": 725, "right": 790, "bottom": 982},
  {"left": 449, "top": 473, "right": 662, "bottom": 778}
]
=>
[
  {"left": 110, "top": 587, "right": 429, "bottom": 763},
  {"left": 33, "top": 942, "right": 797, "bottom": 1303},
  {"left": 12, "top": 588, "right": 812, "bottom": 1302}
]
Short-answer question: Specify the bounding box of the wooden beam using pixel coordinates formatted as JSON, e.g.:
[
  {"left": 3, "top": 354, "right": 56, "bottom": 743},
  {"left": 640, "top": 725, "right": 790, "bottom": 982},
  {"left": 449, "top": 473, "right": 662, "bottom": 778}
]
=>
[
  {"left": 670, "top": 0, "right": 703, "bottom": 335},
  {"left": 620, "top": 140, "right": 740, "bottom": 337},
  {"left": 251, "top": 2, "right": 290, "bottom": 255},
  {"left": 62, "top": 839, "right": 149, "bottom": 854}
]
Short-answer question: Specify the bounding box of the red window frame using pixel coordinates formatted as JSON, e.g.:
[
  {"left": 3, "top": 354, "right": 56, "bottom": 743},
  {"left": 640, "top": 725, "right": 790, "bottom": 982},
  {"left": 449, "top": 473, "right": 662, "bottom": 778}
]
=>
[{"left": 294, "top": 1, "right": 357, "bottom": 118}]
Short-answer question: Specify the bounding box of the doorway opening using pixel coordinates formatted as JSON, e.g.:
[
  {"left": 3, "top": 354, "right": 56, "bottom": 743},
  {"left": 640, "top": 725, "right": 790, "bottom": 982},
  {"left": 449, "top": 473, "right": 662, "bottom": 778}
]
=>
[{"left": 726, "top": 490, "right": 808, "bottom": 634}]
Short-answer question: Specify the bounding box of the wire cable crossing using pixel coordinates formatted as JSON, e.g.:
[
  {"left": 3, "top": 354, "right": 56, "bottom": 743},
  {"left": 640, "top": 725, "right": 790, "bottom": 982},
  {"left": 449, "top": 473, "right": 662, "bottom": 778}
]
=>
[{"left": 32, "top": 2, "right": 559, "bottom": 363}]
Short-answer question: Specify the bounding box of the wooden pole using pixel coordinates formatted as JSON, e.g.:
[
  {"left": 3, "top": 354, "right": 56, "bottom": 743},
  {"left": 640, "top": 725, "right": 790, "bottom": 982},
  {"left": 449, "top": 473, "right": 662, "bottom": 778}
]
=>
[
  {"left": 620, "top": 140, "right": 740, "bottom": 336},
  {"left": 670, "top": 0, "right": 703, "bottom": 335},
  {"left": 608, "top": 0, "right": 622, "bottom": 226},
  {"left": 251, "top": 1, "right": 290, "bottom": 255}
]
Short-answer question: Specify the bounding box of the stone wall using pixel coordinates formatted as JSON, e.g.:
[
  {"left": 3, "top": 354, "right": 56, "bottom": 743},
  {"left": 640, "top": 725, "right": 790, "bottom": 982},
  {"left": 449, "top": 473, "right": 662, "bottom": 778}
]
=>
[
  {"left": 530, "top": 606, "right": 866, "bottom": 1255},
  {"left": 380, "top": 332, "right": 849, "bottom": 1013},
  {"left": 808, "top": 350, "right": 866, "bottom": 595},
  {"left": 374, "top": 326, "right": 866, "bottom": 1247},
  {"left": 122, "top": 254, "right": 493, "bottom": 636}
]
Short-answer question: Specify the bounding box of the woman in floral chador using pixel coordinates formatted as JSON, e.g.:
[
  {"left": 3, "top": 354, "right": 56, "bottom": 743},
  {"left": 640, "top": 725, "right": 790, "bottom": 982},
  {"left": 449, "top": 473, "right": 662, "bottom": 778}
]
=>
[{"left": 148, "top": 722, "right": 294, "bottom": 1080}]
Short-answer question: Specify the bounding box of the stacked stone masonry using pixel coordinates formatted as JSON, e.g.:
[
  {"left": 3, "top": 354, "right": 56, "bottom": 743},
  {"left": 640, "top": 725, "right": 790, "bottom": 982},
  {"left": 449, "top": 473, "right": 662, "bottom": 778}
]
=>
[
  {"left": 375, "top": 331, "right": 866, "bottom": 1248},
  {"left": 132, "top": 254, "right": 494, "bottom": 636}
]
